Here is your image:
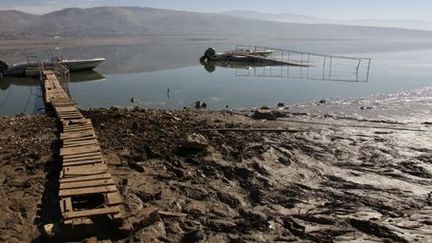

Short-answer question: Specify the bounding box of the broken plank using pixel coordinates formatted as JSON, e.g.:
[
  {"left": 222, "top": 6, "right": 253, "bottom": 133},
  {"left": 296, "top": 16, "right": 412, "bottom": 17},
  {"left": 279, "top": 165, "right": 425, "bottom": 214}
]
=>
[
  {"left": 106, "top": 192, "right": 123, "bottom": 205},
  {"left": 65, "top": 198, "right": 73, "bottom": 212},
  {"left": 159, "top": 211, "right": 188, "bottom": 218},
  {"left": 63, "top": 206, "right": 121, "bottom": 220}
]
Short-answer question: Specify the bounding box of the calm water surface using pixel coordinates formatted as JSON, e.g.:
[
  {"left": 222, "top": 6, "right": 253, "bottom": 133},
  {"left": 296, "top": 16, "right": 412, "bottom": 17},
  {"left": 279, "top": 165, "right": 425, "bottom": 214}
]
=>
[{"left": 1, "top": 39, "right": 432, "bottom": 116}]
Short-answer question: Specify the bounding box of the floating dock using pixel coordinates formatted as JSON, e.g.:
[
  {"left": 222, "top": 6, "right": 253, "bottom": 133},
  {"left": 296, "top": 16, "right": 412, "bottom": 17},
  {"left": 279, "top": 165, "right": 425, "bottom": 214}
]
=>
[{"left": 40, "top": 70, "right": 123, "bottom": 228}]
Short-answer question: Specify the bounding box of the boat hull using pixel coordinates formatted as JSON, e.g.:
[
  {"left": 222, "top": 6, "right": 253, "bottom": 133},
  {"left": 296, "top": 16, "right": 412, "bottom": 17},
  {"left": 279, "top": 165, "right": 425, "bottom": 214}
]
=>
[
  {"left": 61, "top": 58, "right": 105, "bottom": 72},
  {"left": 1, "top": 58, "right": 105, "bottom": 77}
]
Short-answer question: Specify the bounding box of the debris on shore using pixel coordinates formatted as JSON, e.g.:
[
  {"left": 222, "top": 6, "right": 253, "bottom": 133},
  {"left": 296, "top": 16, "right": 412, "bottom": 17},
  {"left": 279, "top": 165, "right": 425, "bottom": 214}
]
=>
[{"left": 1, "top": 107, "right": 432, "bottom": 242}]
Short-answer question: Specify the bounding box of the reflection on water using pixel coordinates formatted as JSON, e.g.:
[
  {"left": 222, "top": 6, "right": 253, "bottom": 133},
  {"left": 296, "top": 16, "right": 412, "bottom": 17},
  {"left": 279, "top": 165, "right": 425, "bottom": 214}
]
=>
[
  {"left": 0, "top": 71, "right": 105, "bottom": 89},
  {"left": 1, "top": 39, "right": 432, "bottom": 116},
  {"left": 202, "top": 59, "right": 370, "bottom": 83},
  {"left": 208, "top": 45, "right": 372, "bottom": 83},
  {"left": 0, "top": 71, "right": 105, "bottom": 116},
  {"left": 70, "top": 71, "right": 105, "bottom": 83}
]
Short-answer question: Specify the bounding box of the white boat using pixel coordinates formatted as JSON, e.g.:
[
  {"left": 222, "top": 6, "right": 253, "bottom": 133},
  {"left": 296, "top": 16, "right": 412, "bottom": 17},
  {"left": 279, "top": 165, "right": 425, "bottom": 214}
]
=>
[
  {"left": 0, "top": 57, "right": 105, "bottom": 76},
  {"left": 60, "top": 58, "right": 106, "bottom": 72}
]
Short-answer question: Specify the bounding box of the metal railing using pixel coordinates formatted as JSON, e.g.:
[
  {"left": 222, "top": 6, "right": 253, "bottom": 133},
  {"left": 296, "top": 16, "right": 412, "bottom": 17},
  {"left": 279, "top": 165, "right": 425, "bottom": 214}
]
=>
[{"left": 234, "top": 45, "right": 371, "bottom": 82}]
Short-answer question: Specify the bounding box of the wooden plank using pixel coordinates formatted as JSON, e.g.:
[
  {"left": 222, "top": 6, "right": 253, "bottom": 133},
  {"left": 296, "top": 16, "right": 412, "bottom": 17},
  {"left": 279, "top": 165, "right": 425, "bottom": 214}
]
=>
[
  {"left": 63, "top": 151, "right": 102, "bottom": 160},
  {"left": 62, "top": 136, "right": 97, "bottom": 144},
  {"left": 57, "top": 112, "right": 82, "bottom": 116},
  {"left": 60, "top": 198, "right": 66, "bottom": 214},
  {"left": 57, "top": 110, "right": 81, "bottom": 114},
  {"left": 59, "top": 174, "right": 112, "bottom": 183},
  {"left": 62, "top": 128, "right": 94, "bottom": 135},
  {"left": 63, "top": 123, "right": 93, "bottom": 129},
  {"left": 63, "top": 164, "right": 108, "bottom": 176},
  {"left": 63, "top": 140, "right": 99, "bottom": 148},
  {"left": 113, "top": 213, "right": 123, "bottom": 219},
  {"left": 56, "top": 110, "right": 81, "bottom": 114},
  {"left": 65, "top": 197, "right": 73, "bottom": 212},
  {"left": 63, "top": 124, "right": 93, "bottom": 131},
  {"left": 59, "top": 115, "right": 83, "bottom": 120},
  {"left": 64, "top": 118, "right": 89, "bottom": 125},
  {"left": 63, "top": 138, "right": 98, "bottom": 145},
  {"left": 59, "top": 185, "right": 117, "bottom": 197},
  {"left": 63, "top": 163, "right": 107, "bottom": 172},
  {"left": 63, "top": 140, "right": 98, "bottom": 146},
  {"left": 107, "top": 192, "right": 123, "bottom": 205},
  {"left": 63, "top": 156, "right": 103, "bottom": 164},
  {"left": 60, "top": 173, "right": 112, "bottom": 183},
  {"left": 52, "top": 97, "right": 74, "bottom": 101},
  {"left": 63, "top": 118, "right": 91, "bottom": 126},
  {"left": 63, "top": 206, "right": 121, "bottom": 220},
  {"left": 53, "top": 102, "right": 76, "bottom": 107},
  {"left": 52, "top": 100, "right": 75, "bottom": 105},
  {"left": 63, "top": 153, "right": 102, "bottom": 162},
  {"left": 59, "top": 117, "right": 85, "bottom": 122},
  {"left": 60, "top": 178, "right": 114, "bottom": 190},
  {"left": 60, "top": 130, "right": 95, "bottom": 139},
  {"left": 58, "top": 114, "right": 84, "bottom": 119},
  {"left": 62, "top": 127, "right": 95, "bottom": 134},
  {"left": 63, "top": 154, "right": 103, "bottom": 162},
  {"left": 63, "top": 159, "right": 104, "bottom": 167},
  {"left": 70, "top": 218, "right": 93, "bottom": 226},
  {"left": 55, "top": 106, "right": 79, "bottom": 112},
  {"left": 61, "top": 127, "right": 96, "bottom": 135},
  {"left": 60, "top": 144, "right": 100, "bottom": 156},
  {"left": 159, "top": 211, "right": 188, "bottom": 218}
]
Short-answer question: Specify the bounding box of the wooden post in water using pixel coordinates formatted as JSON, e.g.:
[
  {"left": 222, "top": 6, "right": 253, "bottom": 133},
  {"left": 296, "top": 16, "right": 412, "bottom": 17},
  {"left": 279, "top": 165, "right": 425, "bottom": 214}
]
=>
[{"left": 328, "top": 56, "right": 333, "bottom": 79}]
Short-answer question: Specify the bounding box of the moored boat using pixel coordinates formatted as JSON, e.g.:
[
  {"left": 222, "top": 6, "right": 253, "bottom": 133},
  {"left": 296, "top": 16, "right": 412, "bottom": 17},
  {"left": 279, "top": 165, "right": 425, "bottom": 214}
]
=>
[
  {"left": 60, "top": 58, "right": 106, "bottom": 72},
  {"left": 0, "top": 57, "right": 105, "bottom": 77},
  {"left": 200, "top": 47, "right": 311, "bottom": 68}
]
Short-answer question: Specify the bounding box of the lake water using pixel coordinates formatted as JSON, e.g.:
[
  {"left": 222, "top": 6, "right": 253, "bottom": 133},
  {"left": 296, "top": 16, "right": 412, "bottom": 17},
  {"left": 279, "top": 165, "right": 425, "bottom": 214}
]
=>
[{"left": 1, "top": 39, "right": 432, "bottom": 116}]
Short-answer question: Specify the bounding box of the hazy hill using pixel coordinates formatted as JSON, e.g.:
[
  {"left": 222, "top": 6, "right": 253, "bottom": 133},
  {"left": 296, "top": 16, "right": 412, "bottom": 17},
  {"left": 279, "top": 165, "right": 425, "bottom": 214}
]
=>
[
  {"left": 1, "top": 7, "right": 432, "bottom": 39},
  {"left": 0, "top": 10, "right": 38, "bottom": 33},
  {"left": 222, "top": 10, "right": 330, "bottom": 24},
  {"left": 223, "top": 10, "right": 432, "bottom": 31}
]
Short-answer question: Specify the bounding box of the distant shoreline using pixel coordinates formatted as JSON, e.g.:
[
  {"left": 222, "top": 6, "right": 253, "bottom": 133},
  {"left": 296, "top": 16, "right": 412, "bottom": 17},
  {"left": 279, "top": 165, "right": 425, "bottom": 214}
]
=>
[
  {"left": 0, "top": 36, "right": 386, "bottom": 50},
  {"left": 0, "top": 36, "right": 233, "bottom": 50}
]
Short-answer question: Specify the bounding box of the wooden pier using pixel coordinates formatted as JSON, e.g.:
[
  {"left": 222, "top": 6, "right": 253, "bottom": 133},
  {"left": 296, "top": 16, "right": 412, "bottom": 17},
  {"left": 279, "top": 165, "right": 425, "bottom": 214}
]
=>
[{"left": 40, "top": 70, "right": 123, "bottom": 227}]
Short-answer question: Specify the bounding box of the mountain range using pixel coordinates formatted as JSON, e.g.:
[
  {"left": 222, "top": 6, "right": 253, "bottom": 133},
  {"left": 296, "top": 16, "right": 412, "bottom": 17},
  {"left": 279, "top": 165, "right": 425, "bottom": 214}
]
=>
[
  {"left": 222, "top": 10, "right": 432, "bottom": 31},
  {"left": 1, "top": 7, "right": 432, "bottom": 39}
]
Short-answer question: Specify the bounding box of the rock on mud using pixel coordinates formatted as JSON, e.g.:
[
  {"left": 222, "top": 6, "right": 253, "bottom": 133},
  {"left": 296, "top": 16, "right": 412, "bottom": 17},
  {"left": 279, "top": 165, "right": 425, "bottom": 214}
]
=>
[
  {"left": 252, "top": 106, "right": 285, "bottom": 120},
  {"left": 253, "top": 107, "right": 273, "bottom": 120},
  {"left": 183, "top": 133, "right": 209, "bottom": 151}
]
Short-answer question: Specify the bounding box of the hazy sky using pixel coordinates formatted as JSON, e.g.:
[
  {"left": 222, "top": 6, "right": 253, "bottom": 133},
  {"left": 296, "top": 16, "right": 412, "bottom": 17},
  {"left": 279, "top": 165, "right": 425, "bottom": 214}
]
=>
[{"left": 2, "top": 0, "right": 432, "bottom": 21}]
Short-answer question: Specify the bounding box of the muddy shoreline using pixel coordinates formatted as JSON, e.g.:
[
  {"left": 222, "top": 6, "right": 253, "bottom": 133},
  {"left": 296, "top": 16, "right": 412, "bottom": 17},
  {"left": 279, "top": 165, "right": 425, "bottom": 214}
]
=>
[{"left": 1, "top": 105, "right": 432, "bottom": 242}]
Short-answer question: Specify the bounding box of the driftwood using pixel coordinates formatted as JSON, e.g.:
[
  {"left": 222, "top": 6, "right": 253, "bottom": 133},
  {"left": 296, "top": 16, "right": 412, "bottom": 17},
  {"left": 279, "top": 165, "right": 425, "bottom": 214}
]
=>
[
  {"left": 200, "top": 128, "right": 301, "bottom": 133},
  {"left": 158, "top": 211, "right": 188, "bottom": 218}
]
